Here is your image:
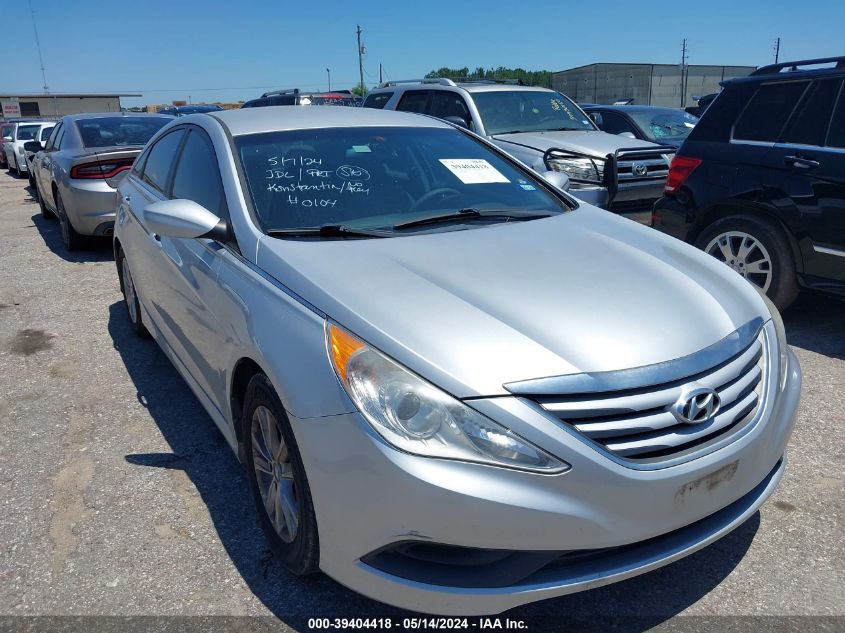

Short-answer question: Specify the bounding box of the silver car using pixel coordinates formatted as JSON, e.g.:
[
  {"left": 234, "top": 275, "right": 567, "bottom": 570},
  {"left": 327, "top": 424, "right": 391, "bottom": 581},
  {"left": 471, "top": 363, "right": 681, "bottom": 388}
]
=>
[
  {"left": 30, "top": 113, "right": 171, "bottom": 250},
  {"left": 114, "top": 106, "right": 801, "bottom": 615}
]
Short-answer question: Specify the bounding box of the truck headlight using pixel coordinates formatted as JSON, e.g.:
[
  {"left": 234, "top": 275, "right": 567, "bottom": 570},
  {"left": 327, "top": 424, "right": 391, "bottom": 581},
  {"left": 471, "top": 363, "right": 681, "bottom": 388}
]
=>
[
  {"left": 547, "top": 157, "right": 603, "bottom": 184},
  {"left": 327, "top": 323, "right": 568, "bottom": 473}
]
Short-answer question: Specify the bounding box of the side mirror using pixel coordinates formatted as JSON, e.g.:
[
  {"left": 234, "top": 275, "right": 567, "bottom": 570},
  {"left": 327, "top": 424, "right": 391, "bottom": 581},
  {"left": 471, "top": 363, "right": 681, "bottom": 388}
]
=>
[
  {"left": 443, "top": 116, "right": 472, "bottom": 131},
  {"left": 588, "top": 112, "right": 603, "bottom": 128},
  {"left": 540, "top": 170, "right": 570, "bottom": 192},
  {"left": 143, "top": 199, "right": 227, "bottom": 240},
  {"left": 618, "top": 131, "right": 637, "bottom": 139},
  {"left": 24, "top": 140, "right": 43, "bottom": 153}
]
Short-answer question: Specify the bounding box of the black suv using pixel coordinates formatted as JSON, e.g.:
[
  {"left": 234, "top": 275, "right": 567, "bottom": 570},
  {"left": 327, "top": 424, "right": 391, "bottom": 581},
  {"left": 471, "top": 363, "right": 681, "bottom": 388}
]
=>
[
  {"left": 241, "top": 88, "right": 359, "bottom": 108},
  {"left": 653, "top": 56, "right": 845, "bottom": 310}
]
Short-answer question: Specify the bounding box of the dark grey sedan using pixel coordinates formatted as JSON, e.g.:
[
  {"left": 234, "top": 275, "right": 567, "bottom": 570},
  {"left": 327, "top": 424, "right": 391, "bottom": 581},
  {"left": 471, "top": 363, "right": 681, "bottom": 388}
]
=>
[{"left": 583, "top": 104, "right": 699, "bottom": 148}]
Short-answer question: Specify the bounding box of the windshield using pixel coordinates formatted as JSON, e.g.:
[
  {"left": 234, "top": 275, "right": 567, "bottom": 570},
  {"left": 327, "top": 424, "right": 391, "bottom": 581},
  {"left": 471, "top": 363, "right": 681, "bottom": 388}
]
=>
[
  {"left": 15, "top": 125, "right": 40, "bottom": 141},
  {"left": 75, "top": 117, "right": 170, "bottom": 148},
  {"left": 472, "top": 91, "right": 596, "bottom": 135},
  {"left": 236, "top": 126, "right": 569, "bottom": 234},
  {"left": 175, "top": 105, "right": 223, "bottom": 115},
  {"left": 300, "top": 94, "right": 358, "bottom": 107},
  {"left": 629, "top": 109, "right": 698, "bottom": 143}
]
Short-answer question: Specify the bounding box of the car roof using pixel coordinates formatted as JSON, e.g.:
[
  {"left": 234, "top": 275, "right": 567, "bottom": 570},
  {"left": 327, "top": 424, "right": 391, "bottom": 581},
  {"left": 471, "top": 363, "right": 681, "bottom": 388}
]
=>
[
  {"left": 210, "top": 106, "right": 452, "bottom": 136},
  {"left": 59, "top": 112, "right": 173, "bottom": 123},
  {"left": 583, "top": 105, "right": 685, "bottom": 115},
  {"left": 370, "top": 82, "right": 556, "bottom": 95}
]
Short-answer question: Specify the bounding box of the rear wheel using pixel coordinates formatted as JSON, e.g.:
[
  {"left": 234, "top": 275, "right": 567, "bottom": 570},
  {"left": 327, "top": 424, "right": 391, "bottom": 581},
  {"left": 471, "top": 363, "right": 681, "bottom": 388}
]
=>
[
  {"left": 694, "top": 215, "right": 799, "bottom": 311},
  {"left": 242, "top": 373, "right": 319, "bottom": 576},
  {"left": 56, "top": 191, "right": 87, "bottom": 251},
  {"left": 118, "top": 249, "right": 149, "bottom": 338}
]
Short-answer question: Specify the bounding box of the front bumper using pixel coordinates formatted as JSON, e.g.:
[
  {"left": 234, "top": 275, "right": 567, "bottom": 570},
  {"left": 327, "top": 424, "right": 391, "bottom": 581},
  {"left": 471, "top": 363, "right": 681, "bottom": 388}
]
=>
[
  {"left": 61, "top": 179, "right": 118, "bottom": 235},
  {"left": 290, "top": 348, "right": 800, "bottom": 615}
]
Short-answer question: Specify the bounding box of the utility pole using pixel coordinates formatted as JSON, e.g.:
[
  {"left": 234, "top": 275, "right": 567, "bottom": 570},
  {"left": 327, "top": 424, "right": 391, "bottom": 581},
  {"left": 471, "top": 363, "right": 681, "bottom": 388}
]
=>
[
  {"left": 28, "top": 0, "right": 49, "bottom": 92},
  {"left": 774, "top": 37, "right": 781, "bottom": 63},
  {"left": 356, "top": 25, "right": 365, "bottom": 96},
  {"left": 680, "top": 38, "right": 689, "bottom": 108},
  {"left": 327, "top": 68, "right": 331, "bottom": 92}
]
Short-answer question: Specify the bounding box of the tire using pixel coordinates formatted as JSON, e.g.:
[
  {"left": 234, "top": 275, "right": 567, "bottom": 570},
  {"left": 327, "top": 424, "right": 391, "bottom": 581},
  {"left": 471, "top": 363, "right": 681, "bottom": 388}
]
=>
[
  {"left": 118, "top": 249, "right": 150, "bottom": 338},
  {"left": 56, "top": 190, "right": 87, "bottom": 251},
  {"left": 10, "top": 157, "right": 19, "bottom": 176},
  {"left": 694, "top": 214, "right": 799, "bottom": 311},
  {"left": 36, "top": 180, "right": 54, "bottom": 219},
  {"left": 242, "top": 373, "right": 319, "bottom": 576}
]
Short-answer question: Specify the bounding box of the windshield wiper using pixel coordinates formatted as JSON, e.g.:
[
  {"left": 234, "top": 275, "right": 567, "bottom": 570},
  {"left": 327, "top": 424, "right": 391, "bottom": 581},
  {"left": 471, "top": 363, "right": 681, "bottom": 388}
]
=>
[
  {"left": 393, "top": 208, "right": 555, "bottom": 231},
  {"left": 266, "top": 224, "right": 391, "bottom": 239}
]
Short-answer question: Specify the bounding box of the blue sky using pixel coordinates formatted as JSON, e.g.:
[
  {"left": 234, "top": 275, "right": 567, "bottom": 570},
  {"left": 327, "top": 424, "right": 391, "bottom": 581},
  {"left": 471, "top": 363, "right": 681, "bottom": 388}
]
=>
[{"left": 4, "top": 0, "right": 843, "bottom": 107}]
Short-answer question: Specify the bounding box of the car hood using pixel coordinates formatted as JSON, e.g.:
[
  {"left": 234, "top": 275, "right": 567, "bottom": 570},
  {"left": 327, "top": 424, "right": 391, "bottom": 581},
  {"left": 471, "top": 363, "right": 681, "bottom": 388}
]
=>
[
  {"left": 492, "top": 130, "right": 665, "bottom": 158},
  {"left": 255, "top": 206, "right": 768, "bottom": 398}
]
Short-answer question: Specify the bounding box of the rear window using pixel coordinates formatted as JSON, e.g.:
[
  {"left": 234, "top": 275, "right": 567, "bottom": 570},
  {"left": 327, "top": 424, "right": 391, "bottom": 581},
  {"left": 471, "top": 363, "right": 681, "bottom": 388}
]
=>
[
  {"left": 733, "top": 81, "right": 808, "bottom": 142},
  {"left": 40, "top": 126, "right": 54, "bottom": 141},
  {"left": 363, "top": 92, "right": 393, "bottom": 109},
  {"left": 15, "top": 125, "right": 40, "bottom": 141},
  {"left": 300, "top": 94, "right": 357, "bottom": 107},
  {"left": 75, "top": 117, "right": 169, "bottom": 148}
]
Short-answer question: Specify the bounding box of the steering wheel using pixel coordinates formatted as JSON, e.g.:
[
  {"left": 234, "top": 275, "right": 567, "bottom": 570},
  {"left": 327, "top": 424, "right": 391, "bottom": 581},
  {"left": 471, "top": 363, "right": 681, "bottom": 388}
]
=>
[{"left": 410, "top": 188, "right": 462, "bottom": 213}]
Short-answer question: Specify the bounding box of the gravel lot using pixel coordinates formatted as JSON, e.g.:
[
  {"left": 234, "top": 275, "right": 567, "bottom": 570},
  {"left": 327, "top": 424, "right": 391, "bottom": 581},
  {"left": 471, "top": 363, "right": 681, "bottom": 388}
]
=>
[{"left": 0, "top": 170, "right": 842, "bottom": 631}]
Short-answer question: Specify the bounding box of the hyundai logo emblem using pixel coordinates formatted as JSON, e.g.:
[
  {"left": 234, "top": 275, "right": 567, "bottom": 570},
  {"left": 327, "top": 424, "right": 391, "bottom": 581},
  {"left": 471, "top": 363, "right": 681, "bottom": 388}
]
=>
[
  {"left": 632, "top": 162, "right": 648, "bottom": 176},
  {"left": 671, "top": 384, "right": 721, "bottom": 425}
]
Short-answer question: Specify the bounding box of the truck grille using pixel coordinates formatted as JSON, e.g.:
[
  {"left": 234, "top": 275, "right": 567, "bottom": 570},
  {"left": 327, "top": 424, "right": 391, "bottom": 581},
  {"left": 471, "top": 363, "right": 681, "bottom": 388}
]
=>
[
  {"left": 526, "top": 328, "right": 768, "bottom": 463},
  {"left": 616, "top": 149, "right": 672, "bottom": 184}
]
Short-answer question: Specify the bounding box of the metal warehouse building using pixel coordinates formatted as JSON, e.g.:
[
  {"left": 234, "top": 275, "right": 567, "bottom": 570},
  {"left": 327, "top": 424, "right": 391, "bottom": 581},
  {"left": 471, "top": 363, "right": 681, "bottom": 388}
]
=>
[
  {"left": 0, "top": 93, "right": 141, "bottom": 121},
  {"left": 552, "top": 64, "right": 756, "bottom": 107}
]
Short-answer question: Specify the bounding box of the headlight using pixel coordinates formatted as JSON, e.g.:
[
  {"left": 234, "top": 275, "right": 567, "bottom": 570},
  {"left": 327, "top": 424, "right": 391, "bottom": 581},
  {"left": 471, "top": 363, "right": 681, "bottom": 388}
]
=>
[
  {"left": 759, "top": 293, "right": 789, "bottom": 388},
  {"left": 548, "top": 157, "right": 603, "bottom": 184},
  {"left": 327, "top": 323, "right": 568, "bottom": 473}
]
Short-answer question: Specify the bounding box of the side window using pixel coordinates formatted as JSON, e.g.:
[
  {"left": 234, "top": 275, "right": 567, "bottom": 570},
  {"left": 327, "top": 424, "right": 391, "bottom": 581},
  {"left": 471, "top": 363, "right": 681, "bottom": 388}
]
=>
[
  {"left": 44, "top": 123, "right": 62, "bottom": 150},
  {"left": 171, "top": 128, "right": 229, "bottom": 221},
  {"left": 53, "top": 126, "right": 67, "bottom": 150},
  {"left": 430, "top": 93, "right": 471, "bottom": 121},
  {"left": 396, "top": 90, "right": 430, "bottom": 114},
  {"left": 40, "top": 126, "right": 53, "bottom": 142},
  {"left": 141, "top": 128, "right": 186, "bottom": 194},
  {"left": 600, "top": 112, "right": 637, "bottom": 136},
  {"left": 734, "top": 81, "right": 808, "bottom": 142},
  {"left": 781, "top": 80, "right": 841, "bottom": 147},
  {"left": 828, "top": 87, "right": 845, "bottom": 148},
  {"left": 363, "top": 92, "right": 393, "bottom": 109}
]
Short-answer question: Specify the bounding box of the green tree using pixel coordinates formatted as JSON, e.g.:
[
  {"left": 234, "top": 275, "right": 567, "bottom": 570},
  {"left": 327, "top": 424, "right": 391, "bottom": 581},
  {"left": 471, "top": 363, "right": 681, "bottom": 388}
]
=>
[{"left": 425, "top": 66, "right": 553, "bottom": 88}]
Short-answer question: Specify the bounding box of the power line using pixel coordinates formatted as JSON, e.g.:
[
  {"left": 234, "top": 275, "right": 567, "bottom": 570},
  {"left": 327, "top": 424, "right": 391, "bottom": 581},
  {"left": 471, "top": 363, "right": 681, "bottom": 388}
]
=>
[{"left": 27, "top": 0, "right": 48, "bottom": 92}]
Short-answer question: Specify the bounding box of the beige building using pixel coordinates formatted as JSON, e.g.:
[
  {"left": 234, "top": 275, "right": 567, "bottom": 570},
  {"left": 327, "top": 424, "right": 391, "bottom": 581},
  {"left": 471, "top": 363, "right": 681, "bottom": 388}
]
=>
[{"left": 0, "top": 93, "right": 141, "bottom": 121}]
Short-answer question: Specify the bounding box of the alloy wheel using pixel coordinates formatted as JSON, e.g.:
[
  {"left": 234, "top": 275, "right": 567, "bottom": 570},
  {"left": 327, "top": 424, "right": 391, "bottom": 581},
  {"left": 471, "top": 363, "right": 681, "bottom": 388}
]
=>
[
  {"left": 704, "top": 230, "right": 773, "bottom": 292},
  {"left": 251, "top": 405, "right": 299, "bottom": 543}
]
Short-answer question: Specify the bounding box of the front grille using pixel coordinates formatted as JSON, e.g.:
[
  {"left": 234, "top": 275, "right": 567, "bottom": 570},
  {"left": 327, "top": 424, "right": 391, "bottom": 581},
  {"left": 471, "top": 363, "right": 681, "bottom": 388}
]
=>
[{"left": 530, "top": 331, "right": 767, "bottom": 463}]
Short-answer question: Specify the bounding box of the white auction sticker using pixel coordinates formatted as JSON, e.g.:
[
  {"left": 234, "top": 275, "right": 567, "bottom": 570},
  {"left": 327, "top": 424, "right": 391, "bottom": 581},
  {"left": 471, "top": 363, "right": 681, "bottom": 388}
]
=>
[{"left": 439, "top": 159, "right": 510, "bottom": 184}]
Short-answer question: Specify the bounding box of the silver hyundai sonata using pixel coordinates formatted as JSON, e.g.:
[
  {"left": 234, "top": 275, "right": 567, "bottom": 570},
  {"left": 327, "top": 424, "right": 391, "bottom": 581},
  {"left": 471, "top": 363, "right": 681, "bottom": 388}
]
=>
[{"left": 113, "top": 106, "right": 801, "bottom": 615}]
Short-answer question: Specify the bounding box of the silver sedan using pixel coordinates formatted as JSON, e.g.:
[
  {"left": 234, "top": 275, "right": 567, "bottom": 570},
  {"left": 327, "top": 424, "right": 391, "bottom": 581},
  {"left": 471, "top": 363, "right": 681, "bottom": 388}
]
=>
[
  {"left": 113, "top": 106, "right": 800, "bottom": 615},
  {"left": 30, "top": 113, "right": 171, "bottom": 250}
]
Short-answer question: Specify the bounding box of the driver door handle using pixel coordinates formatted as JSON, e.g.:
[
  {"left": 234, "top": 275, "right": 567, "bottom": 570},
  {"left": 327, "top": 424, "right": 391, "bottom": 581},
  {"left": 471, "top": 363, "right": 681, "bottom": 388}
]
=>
[{"left": 784, "top": 155, "right": 820, "bottom": 170}]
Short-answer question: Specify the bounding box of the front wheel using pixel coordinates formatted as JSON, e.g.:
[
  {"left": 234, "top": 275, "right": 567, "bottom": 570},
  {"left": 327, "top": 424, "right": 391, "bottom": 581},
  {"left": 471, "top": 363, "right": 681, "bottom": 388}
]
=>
[
  {"left": 694, "top": 215, "right": 799, "bottom": 311},
  {"left": 243, "top": 373, "right": 319, "bottom": 575}
]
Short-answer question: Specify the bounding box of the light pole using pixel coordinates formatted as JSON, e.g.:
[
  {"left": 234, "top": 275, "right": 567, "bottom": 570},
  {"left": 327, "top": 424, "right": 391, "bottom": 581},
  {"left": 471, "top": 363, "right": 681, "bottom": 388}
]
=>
[{"left": 327, "top": 68, "right": 331, "bottom": 92}]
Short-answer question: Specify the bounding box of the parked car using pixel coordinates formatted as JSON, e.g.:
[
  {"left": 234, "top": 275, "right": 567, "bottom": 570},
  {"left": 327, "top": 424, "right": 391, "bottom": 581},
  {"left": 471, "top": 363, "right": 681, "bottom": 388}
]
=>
[
  {"left": 241, "top": 88, "right": 359, "bottom": 108},
  {"left": 364, "top": 79, "right": 676, "bottom": 224},
  {"left": 582, "top": 105, "right": 699, "bottom": 149},
  {"left": 29, "top": 113, "right": 171, "bottom": 249},
  {"left": 157, "top": 104, "right": 224, "bottom": 116},
  {"left": 114, "top": 106, "right": 799, "bottom": 615},
  {"left": 685, "top": 92, "right": 719, "bottom": 117},
  {"left": 653, "top": 55, "right": 845, "bottom": 311},
  {"left": 2, "top": 120, "right": 55, "bottom": 178},
  {"left": 24, "top": 122, "right": 57, "bottom": 187},
  {"left": 0, "top": 122, "right": 15, "bottom": 169}
]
